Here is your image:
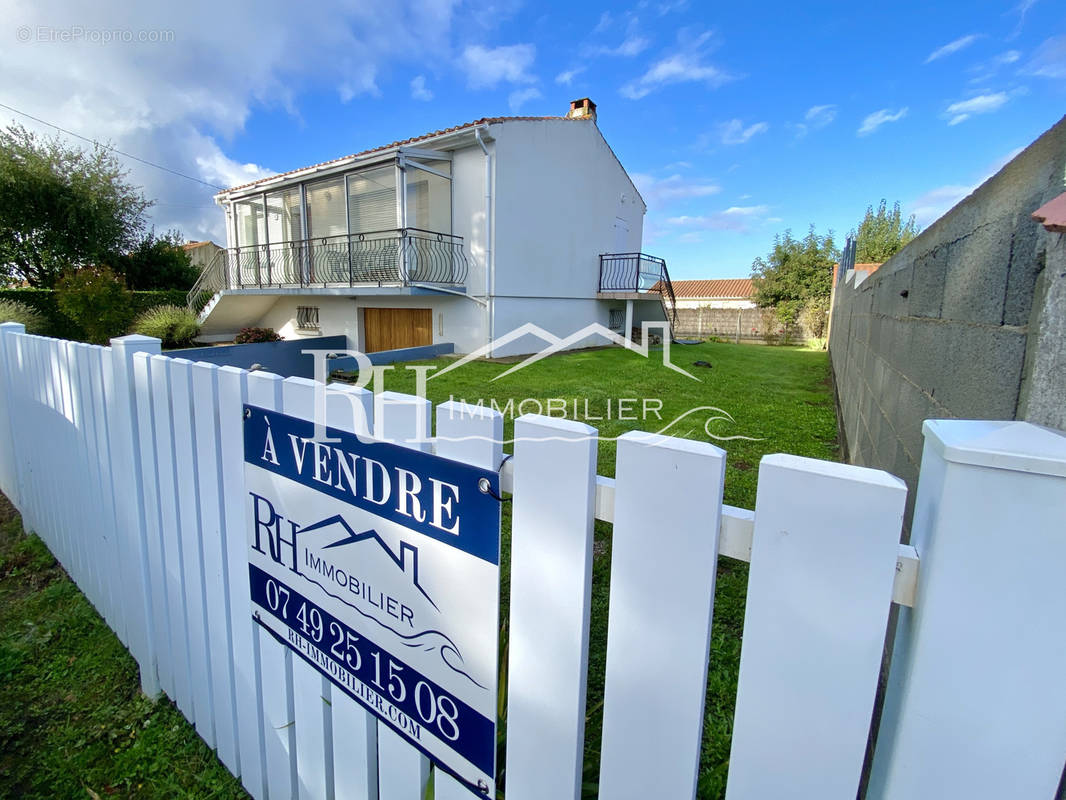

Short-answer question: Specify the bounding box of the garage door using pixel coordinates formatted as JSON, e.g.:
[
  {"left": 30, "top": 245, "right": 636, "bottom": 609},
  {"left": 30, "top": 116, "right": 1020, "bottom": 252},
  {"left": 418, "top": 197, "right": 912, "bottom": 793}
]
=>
[{"left": 363, "top": 308, "right": 433, "bottom": 353}]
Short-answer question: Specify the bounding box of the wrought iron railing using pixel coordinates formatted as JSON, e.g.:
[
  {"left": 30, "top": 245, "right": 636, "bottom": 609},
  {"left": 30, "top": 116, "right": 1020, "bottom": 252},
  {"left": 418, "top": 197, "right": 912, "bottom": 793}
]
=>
[
  {"left": 598, "top": 252, "right": 679, "bottom": 328},
  {"left": 196, "top": 229, "right": 468, "bottom": 300}
]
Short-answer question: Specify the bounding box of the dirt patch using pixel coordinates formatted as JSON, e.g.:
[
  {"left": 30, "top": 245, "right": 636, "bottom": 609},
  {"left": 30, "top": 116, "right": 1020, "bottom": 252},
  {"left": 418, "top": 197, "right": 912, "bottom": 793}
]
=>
[{"left": 732, "top": 460, "right": 752, "bottom": 471}]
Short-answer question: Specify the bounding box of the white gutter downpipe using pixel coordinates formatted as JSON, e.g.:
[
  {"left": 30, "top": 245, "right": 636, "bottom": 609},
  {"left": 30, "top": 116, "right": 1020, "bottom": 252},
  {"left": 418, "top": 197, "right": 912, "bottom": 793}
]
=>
[{"left": 475, "top": 124, "right": 494, "bottom": 356}]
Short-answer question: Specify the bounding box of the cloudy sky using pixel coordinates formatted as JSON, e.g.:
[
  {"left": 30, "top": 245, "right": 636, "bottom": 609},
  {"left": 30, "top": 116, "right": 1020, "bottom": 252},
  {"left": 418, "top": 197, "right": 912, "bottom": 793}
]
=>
[{"left": 2, "top": 0, "right": 1064, "bottom": 279}]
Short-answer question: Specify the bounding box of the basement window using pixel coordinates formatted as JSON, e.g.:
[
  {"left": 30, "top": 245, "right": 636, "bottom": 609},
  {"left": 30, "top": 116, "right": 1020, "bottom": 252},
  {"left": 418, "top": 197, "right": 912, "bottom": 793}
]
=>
[
  {"left": 608, "top": 308, "right": 625, "bottom": 331},
  {"left": 296, "top": 306, "right": 320, "bottom": 331}
]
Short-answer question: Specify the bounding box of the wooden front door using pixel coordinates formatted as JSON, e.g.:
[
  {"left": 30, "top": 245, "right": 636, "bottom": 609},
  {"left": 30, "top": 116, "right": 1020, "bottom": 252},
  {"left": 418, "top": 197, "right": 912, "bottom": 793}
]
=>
[{"left": 363, "top": 308, "right": 433, "bottom": 353}]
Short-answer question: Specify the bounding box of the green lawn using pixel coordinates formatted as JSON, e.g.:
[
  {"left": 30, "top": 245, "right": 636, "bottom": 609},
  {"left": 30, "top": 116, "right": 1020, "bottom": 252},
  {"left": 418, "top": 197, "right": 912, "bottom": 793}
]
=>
[
  {"left": 0, "top": 341, "right": 837, "bottom": 799},
  {"left": 0, "top": 493, "right": 247, "bottom": 799},
  {"left": 361, "top": 340, "right": 839, "bottom": 798}
]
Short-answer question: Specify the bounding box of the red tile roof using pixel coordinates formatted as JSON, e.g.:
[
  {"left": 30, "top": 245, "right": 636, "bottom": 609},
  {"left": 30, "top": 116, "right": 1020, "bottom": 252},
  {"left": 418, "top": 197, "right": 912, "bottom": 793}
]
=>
[
  {"left": 1033, "top": 192, "right": 1066, "bottom": 233},
  {"left": 668, "top": 278, "right": 755, "bottom": 299},
  {"left": 218, "top": 115, "right": 592, "bottom": 196}
]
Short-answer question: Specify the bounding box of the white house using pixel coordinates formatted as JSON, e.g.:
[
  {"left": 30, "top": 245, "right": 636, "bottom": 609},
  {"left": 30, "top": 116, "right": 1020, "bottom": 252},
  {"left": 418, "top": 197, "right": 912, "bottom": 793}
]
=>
[{"left": 194, "top": 99, "right": 675, "bottom": 356}]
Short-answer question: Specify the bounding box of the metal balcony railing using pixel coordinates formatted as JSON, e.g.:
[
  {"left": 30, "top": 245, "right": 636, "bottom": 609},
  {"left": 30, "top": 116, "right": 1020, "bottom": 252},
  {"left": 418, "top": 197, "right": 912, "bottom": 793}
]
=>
[
  {"left": 194, "top": 228, "right": 469, "bottom": 301},
  {"left": 598, "top": 252, "right": 678, "bottom": 325}
]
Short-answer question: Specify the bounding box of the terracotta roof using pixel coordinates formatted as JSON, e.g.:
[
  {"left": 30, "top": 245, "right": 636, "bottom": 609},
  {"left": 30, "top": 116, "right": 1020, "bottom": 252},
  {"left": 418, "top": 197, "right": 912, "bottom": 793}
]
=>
[
  {"left": 1032, "top": 192, "right": 1066, "bottom": 232},
  {"left": 182, "top": 240, "right": 215, "bottom": 250},
  {"left": 667, "top": 278, "right": 755, "bottom": 299},
  {"left": 218, "top": 115, "right": 592, "bottom": 196}
]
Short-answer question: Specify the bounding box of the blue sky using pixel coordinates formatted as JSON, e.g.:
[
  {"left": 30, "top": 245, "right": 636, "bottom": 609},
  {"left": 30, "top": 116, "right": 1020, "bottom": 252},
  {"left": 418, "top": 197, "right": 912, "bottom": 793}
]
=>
[{"left": 3, "top": 0, "right": 1064, "bottom": 280}]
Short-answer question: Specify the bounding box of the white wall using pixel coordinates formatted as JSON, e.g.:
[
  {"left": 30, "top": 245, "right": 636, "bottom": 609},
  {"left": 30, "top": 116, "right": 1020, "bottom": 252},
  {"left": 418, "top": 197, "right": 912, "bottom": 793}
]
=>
[
  {"left": 675, "top": 299, "right": 756, "bottom": 310},
  {"left": 251, "top": 293, "right": 486, "bottom": 354},
  {"left": 491, "top": 120, "right": 645, "bottom": 302}
]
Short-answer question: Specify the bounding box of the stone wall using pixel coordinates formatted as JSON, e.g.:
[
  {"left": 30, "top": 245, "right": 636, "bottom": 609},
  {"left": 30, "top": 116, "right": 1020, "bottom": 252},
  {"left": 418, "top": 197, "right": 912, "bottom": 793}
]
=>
[{"left": 828, "top": 115, "right": 1066, "bottom": 527}]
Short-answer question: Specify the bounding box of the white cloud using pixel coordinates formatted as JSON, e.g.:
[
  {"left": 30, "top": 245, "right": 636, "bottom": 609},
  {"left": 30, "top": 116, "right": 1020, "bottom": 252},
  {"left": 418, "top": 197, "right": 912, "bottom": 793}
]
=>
[
  {"left": 667, "top": 205, "right": 771, "bottom": 232},
  {"left": 601, "top": 35, "right": 651, "bottom": 57},
  {"left": 857, "top": 107, "right": 908, "bottom": 136},
  {"left": 460, "top": 43, "right": 537, "bottom": 89},
  {"left": 1024, "top": 35, "right": 1066, "bottom": 79},
  {"left": 620, "top": 29, "right": 733, "bottom": 100},
  {"left": 508, "top": 87, "right": 542, "bottom": 112},
  {"left": 410, "top": 75, "right": 433, "bottom": 101},
  {"left": 631, "top": 172, "right": 721, "bottom": 205},
  {"left": 593, "top": 11, "right": 613, "bottom": 34},
  {"left": 555, "top": 66, "right": 585, "bottom": 85},
  {"left": 925, "top": 34, "right": 981, "bottom": 63},
  {"left": 0, "top": 0, "right": 464, "bottom": 242},
  {"left": 908, "top": 145, "right": 1025, "bottom": 226},
  {"left": 805, "top": 104, "right": 837, "bottom": 127},
  {"left": 945, "top": 92, "right": 1009, "bottom": 125},
  {"left": 718, "top": 119, "right": 769, "bottom": 145},
  {"left": 791, "top": 103, "right": 837, "bottom": 137},
  {"left": 908, "top": 184, "right": 974, "bottom": 227}
]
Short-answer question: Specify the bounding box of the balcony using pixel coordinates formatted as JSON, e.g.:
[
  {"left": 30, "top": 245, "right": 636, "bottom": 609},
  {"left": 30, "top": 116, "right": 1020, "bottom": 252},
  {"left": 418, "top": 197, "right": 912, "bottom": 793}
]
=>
[
  {"left": 598, "top": 252, "right": 677, "bottom": 310},
  {"left": 190, "top": 228, "right": 468, "bottom": 305}
]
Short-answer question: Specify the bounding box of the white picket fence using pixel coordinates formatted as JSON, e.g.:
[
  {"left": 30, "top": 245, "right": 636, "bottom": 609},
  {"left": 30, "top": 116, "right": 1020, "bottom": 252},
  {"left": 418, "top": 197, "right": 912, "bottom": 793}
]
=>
[{"left": 0, "top": 322, "right": 1064, "bottom": 800}]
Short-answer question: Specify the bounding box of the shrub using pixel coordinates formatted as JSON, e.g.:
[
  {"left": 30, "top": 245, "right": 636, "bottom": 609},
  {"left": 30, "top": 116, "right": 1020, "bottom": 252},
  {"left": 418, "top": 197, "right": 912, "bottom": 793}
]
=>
[
  {"left": 131, "top": 304, "right": 202, "bottom": 349},
  {"left": 0, "top": 298, "right": 46, "bottom": 334},
  {"left": 235, "top": 327, "right": 281, "bottom": 344},
  {"left": 55, "top": 266, "right": 132, "bottom": 344}
]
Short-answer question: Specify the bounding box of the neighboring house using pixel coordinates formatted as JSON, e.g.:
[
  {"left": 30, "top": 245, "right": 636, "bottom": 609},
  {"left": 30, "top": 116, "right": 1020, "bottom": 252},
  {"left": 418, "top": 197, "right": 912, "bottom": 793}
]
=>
[
  {"left": 193, "top": 98, "right": 674, "bottom": 356},
  {"left": 662, "top": 278, "right": 756, "bottom": 309},
  {"left": 182, "top": 240, "right": 224, "bottom": 270}
]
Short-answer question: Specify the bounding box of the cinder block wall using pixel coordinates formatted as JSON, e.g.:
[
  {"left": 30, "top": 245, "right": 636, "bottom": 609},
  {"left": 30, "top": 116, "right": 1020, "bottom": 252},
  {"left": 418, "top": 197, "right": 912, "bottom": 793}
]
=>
[{"left": 829, "top": 116, "right": 1066, "bottom": 527}]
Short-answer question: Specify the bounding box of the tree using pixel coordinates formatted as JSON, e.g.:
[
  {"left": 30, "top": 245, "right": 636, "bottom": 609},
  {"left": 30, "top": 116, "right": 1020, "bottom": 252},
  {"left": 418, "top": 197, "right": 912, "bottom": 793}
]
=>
[
  {"left": 55, "top": 266, "right": 132, "bottom": 344},
  {"left": 113, "top": 229, "right": 199, "bottom": 290},
  {"left": 851, "top": 199, "right": 919, "bottom": 263},
  {"left": 751, "top": 225, "right": 839, "bottom": 325},
  {"left": 0, "top": 124, "right": 151, "bottom": 288}
]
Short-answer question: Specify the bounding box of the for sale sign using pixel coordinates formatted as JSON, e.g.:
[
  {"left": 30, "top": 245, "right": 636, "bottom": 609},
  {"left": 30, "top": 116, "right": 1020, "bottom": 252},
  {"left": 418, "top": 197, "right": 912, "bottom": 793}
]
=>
[{"left": 243, "top": 405, "right": 501, "bottom": 796}]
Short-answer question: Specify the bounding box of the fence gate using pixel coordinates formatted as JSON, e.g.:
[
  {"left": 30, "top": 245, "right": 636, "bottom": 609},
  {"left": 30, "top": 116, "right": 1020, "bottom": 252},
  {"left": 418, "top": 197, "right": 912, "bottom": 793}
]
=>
[{"left": 0, "top": 322, "right": 1064, "bottom": 800}]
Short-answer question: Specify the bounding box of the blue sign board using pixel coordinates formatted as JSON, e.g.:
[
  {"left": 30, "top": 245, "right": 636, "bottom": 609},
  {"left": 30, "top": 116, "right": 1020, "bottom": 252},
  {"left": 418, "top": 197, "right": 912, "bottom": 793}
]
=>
[{"left": 244, "top": 405, "right": 501, "bottom": 795}]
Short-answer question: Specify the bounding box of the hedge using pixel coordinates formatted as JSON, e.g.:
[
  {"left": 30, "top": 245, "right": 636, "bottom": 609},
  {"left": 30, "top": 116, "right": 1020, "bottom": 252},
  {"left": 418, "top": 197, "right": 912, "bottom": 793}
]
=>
[{"left": 0, "top": 288, "right": 190, "bottom": 342}]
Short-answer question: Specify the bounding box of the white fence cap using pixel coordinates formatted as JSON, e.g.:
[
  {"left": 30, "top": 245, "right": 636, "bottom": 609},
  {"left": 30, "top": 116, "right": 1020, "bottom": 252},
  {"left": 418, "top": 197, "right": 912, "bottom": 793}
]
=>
[{"left": 923, "top": 419, "right": 1066, "bottom": 478}]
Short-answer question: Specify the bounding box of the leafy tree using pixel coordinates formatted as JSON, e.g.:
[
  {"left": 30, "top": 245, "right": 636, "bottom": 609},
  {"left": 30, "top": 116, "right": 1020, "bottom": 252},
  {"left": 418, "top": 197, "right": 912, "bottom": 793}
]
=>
[
  {"left": 55, "top": 266, "right": 132, "bottom": 344},
  {"left": 851, "top": 199, "right": 919, "bottom": 263},
  {"left": 0, "top": 124, "right": 151, "bottom": 288},
  {"left": 751, "top": 225, "right": 839, "bottom": 325},
  {"left": 113, "top": 230, "right": 199, "bottom": 290}
]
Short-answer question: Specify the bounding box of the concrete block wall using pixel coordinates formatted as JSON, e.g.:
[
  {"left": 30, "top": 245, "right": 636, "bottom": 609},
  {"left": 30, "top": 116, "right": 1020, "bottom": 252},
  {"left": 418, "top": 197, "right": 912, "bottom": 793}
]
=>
[{"left": 829, "top": 115, "right": 1066, "bottom": 528}]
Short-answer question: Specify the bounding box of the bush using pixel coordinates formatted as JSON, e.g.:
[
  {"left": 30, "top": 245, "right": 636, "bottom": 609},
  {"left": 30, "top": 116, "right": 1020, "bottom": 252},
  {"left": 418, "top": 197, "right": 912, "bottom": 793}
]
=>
[
  {"left": 235, "top": 327, "right": 281, "bottom": 344},
  {"left": 131, "top": 304, "right": 201, "bottom": 349},
  {"left": 0, "top": 298, "right": 46, "bottom": 333},
  {"left": 0, "top": 287, "right": 188, "bottom": 341},
  {"left": 55, "top": 266, "right": 132, "bottom": 344}
]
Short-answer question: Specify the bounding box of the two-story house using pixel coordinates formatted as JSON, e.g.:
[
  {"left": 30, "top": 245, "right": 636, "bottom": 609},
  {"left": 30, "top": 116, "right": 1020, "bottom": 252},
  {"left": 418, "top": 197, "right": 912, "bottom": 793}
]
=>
[{"left": 193, "top": 99, "right": 676, "bottom": 357}]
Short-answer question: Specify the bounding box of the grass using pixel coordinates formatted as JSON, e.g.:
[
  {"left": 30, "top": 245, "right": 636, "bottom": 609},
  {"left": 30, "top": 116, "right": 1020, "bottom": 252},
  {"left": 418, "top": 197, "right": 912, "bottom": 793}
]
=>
[
  {"left": 0, "top": 493, "right": 248, "bottom": 799},
  {"left": 354, "top": 339, "right": 839, "bottom": 798},
  {"left": 0, "top": 340, "right": 836, "bottom": 799}
]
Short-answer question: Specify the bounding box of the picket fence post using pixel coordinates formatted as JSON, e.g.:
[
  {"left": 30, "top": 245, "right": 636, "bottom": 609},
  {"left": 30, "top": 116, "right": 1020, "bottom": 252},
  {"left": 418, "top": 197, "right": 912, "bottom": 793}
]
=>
[
  {"left": 0, "top": 323, "right": 26, "bottom": 511},
  {"left": 506, "top": 414, "right": 598, "bottom": 800},
  {"left": 109, "top": 334, "right": 162, "bottom": 697},
  {"left": 597, "top": 432, "right": 726, "bottom": 799},
  {"left": 868, "top": 420, "right": 1066, "bottom": 799},
  {"left": 434, "top": 399, "right": 504, "bottom": 800},
  {"left": 324, "top": 382, "right": 379, "bottom": 800},
  {"left": 726, "top": 455, "right": 906, "bottom": 799}
]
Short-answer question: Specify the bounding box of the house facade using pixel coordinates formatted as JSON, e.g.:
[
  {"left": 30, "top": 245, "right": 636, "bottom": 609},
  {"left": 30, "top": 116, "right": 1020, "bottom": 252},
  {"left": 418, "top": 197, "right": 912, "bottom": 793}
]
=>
[{"left": 194, "top": 99, "right": 674, "bottom": 357}]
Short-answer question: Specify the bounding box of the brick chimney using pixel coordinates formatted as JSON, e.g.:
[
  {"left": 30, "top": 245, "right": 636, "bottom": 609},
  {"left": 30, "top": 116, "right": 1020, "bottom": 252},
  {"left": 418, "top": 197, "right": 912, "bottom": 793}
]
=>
[{"left": 566, "top": 98, "right": 597, "bottom": 120}]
